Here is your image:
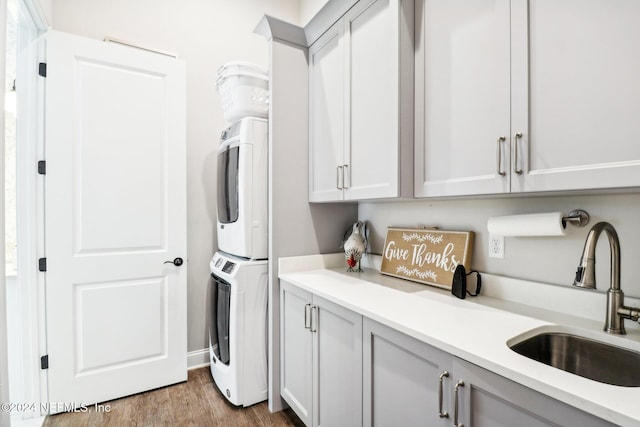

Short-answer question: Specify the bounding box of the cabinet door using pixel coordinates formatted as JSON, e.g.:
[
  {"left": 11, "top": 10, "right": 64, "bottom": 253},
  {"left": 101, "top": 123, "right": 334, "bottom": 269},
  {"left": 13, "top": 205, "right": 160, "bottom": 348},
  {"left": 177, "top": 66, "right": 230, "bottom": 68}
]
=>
[
  {"left": 453, "top": 358, "right": 616, "bottom": 427},
  {"left": 280, "top": 281, "right": 313, "bottom": 425},
  {"left": 511, "top": 0, "right": 640, "bottom": 193},
  {"left": 415, "top": 0, "right": 511, "bottom": 197},
  {"left": 313, "top": 296, "right": 363, "bottom": 427},
  {"left": 345, "top": 0, "right": 413, "bottom": 200},
  {"left": 345, "top": 0, "right": 398, "bottom": 200},
  {"left": 309, "top": 21, "right": 346, "bottom": 202},
  {"left": 363, "top": 318, "right": 452, "bottom": 427}
]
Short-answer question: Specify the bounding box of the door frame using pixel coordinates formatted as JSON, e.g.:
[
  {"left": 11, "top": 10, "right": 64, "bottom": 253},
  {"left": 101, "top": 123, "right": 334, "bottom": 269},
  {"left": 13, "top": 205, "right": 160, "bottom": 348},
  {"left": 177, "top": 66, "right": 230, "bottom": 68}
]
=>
[
  {"left": 0, "top": 3, "right": 8, "bottom": 426},
  {"left": 5, "top": 0, "right": 48, "bottom": 422}
]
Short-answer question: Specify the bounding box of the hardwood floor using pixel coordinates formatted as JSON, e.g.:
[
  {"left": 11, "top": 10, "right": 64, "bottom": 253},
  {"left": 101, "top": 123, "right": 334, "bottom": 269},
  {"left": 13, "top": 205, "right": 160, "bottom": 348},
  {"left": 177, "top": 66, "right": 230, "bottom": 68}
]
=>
[{"left": 42, "top": 367, "right": 304, "bottom": 427}]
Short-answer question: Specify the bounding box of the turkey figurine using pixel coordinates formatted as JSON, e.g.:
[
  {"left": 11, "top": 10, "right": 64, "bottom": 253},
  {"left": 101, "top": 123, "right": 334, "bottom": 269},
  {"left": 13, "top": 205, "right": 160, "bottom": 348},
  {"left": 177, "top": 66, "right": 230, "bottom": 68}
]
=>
[{"left": 343, "top": 221, "right": 367, "bottom": 272}]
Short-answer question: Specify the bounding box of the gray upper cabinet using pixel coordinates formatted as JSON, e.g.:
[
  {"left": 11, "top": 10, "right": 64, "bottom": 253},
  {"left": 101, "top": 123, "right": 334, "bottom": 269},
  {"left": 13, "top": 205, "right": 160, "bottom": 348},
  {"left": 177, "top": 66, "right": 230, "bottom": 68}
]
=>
[
  {"left": 415, "top": 0, "right": 640, "bottom": 197},
  {"left": 511, "top": 0, "right": 640, "bottom": 193},
  {"left": 308, "top": 21, "right": 345, "bottom": 202},
  {"left": 414, "top": 0, "right": 511, "bottom": 197},
  {"left": 308, "top": 0, "right": 414, "bottom": 202}
]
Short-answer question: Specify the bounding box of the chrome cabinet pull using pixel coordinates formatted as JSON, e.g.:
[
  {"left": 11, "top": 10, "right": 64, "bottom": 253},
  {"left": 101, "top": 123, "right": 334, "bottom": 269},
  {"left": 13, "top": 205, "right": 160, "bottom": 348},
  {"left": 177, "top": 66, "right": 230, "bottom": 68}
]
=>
[
  {"left": 496, "top": 136, "right": 506, "bottom": 177},
  {"left": 453, "top": 380, "right": 465, "bottom": 427},
  {"left": 438, "top": 371, "right": 449, "bottom": 418},
  {"left": 336, "top": 166, "right": 343, "bottom": 190},
  {"left": 310, "top": 306, "right": 318, "bottom": 332},
  {"left": 304, "top": 303, "right": 312, "bottom": 329},
  {"left": 343, "top": 164, "right": 349, "bottom": 189},
  {"left": 513, "top": 132, "right": 523, "bottom": 175}
]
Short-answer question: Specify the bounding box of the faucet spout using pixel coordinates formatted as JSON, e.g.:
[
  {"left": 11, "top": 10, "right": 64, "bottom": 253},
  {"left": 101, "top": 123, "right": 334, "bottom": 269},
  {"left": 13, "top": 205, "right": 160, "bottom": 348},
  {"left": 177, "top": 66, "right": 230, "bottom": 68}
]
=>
[
  {"left": 573, "top": 222, "right": 620, "bottom": 291},
  {"left": 573, "top": 222, "right": 627, "bottom": 334}
]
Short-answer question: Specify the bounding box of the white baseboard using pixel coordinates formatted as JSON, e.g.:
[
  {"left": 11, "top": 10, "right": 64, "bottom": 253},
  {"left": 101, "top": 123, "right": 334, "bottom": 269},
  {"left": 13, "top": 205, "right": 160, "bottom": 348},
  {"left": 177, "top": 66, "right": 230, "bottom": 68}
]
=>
[{"left": 187, "top": 348, "right": 210, "bottom": 370}]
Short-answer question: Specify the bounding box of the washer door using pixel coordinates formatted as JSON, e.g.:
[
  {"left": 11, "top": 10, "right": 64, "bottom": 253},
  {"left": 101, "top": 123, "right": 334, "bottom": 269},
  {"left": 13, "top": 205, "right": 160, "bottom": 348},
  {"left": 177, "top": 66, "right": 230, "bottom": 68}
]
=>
[{"left": 209, "top": 273, "right": 231, "bottom": 365}]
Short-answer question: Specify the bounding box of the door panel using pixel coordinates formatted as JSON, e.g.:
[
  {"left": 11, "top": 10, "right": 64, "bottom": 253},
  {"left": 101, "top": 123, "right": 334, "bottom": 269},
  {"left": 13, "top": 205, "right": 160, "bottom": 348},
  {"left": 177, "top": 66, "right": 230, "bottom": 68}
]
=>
[
  {"left": 43, "top": 30, "right": 187, "bottom": 408},
  {"left": 76, "top": 278, "right": 167, "bottom": 373},
  {"left": 74, "top": 58, "right": 166, "bottom": 253}
]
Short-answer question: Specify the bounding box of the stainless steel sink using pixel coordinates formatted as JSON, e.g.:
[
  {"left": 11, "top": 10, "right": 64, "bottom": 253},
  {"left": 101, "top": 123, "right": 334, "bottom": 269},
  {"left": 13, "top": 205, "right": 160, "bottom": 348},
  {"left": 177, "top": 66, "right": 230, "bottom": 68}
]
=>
[{"left": 509, "top": 331, "right": 640, "bottom": 387}]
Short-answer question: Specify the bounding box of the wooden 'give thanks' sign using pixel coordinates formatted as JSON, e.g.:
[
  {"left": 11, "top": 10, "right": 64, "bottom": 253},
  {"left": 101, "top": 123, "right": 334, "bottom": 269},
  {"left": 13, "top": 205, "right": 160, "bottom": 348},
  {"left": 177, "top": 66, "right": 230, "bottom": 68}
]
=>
[{"left": 380, "top": 228, "right": 474, "bottom": 289}]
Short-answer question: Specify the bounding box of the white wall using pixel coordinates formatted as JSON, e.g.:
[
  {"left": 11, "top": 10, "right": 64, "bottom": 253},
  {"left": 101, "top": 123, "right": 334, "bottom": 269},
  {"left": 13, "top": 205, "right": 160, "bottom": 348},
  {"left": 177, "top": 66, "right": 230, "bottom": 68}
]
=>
[
  {"left": 299, "top": 0, "right": 330, "bottom": 26},
  {"left": 52, "top": 0, "right": 301, "bottom": 354},
  {"left": 360, "top": 191, "right": 640, "bottom": 298},
  {"left": 36, "top": 0, "right": 51, "bottom": 27}
]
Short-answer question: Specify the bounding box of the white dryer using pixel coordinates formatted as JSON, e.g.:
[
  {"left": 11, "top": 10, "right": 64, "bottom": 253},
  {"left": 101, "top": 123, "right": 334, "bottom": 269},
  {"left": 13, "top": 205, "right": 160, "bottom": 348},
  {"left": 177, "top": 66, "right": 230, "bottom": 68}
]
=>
[
  {"left": 208, "top": 251, "right": 268, "bottom": 407},
  {"left": 216, "top": 117, "right": 268, "bottom": 260}
]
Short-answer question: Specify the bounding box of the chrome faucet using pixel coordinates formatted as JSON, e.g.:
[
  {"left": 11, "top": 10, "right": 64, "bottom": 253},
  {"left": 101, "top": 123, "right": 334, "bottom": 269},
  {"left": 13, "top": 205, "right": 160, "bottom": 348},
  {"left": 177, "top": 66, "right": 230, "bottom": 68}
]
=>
[{"left": 573, "top": 222, "right": 640, "bottom": 334}]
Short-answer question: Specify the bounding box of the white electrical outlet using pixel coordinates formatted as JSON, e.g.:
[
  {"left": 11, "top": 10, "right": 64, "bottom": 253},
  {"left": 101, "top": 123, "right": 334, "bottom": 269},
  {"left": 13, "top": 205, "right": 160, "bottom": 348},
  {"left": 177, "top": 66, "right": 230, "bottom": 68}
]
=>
[{"left": 489, "top": 234, "right": 505, "bottom": 259}]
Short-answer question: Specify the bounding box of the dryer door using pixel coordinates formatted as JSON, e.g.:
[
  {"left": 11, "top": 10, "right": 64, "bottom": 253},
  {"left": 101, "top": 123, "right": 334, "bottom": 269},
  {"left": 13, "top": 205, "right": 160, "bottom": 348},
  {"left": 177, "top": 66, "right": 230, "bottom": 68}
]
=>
[{"left": 217, "top": 144, "right": 240, "bottom": 224}]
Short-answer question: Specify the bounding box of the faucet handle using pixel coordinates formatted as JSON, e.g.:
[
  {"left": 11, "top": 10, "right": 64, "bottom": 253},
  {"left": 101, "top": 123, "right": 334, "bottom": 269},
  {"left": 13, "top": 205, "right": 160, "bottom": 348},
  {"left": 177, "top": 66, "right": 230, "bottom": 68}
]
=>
[
  {"left": 574, "top": 266, "right": 585, "bottom": 284},
  {"left": 618, "top": 306, "right": 640, "bottom": 323},
  {"left": 573, "top": 260, "right": 596, "bottom": 289}
]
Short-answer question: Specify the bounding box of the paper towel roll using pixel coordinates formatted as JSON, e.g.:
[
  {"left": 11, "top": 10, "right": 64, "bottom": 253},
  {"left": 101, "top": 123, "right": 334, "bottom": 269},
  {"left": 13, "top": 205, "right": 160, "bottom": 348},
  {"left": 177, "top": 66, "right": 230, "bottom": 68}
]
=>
[{"left": 487, "top": 212, "right": 566, "bottom": 236}]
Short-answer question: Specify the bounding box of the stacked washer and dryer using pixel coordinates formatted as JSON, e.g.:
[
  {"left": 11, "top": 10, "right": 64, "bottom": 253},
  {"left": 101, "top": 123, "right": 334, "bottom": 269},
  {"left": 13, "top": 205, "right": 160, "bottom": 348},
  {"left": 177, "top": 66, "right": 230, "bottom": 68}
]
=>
[{"left": 208, "top": 62, "right": 269, "bottom": 407}]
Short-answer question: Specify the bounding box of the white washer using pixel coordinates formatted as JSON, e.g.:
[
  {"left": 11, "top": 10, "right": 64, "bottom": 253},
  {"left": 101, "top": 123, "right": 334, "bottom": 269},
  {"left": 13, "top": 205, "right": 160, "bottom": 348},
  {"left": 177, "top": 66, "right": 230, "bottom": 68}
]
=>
[{"left": 208, "top": 251, "right": 268, "bottom": 407}]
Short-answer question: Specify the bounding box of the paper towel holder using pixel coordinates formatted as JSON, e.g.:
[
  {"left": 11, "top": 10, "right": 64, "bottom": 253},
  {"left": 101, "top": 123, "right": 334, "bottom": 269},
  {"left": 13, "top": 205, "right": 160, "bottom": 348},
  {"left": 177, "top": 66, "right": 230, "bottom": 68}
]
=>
[{"left": 563, "top": 210, "right": 590, "bottom": 228}]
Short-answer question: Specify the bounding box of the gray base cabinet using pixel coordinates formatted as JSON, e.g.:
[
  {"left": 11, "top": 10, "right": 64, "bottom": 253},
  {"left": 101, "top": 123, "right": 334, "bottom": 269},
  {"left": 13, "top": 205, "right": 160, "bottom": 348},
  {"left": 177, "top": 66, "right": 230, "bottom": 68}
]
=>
[
  {"left": 453, "top": 358, "right": 616, "bottom": 427},
  {"left": 362, "top": 318, "right": 614, "bottom": 427},
  {"left": 363, "top": 318, "right": 452, "bottom": 427},
  {"left": 280, "top": 281, "right": 313, "bottom": 425},
  {"left": 280, "top": 280, "right": 362, "bottom": 427},
  {"left": 282, "top": 282, "right": 616, "bottom": 426}
]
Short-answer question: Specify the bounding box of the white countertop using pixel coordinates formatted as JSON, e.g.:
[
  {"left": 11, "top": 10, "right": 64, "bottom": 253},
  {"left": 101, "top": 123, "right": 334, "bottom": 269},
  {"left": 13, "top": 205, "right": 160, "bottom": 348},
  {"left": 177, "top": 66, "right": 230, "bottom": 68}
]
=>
[{"left": 279, "top": 254, "right": 640, "bottom": 426}]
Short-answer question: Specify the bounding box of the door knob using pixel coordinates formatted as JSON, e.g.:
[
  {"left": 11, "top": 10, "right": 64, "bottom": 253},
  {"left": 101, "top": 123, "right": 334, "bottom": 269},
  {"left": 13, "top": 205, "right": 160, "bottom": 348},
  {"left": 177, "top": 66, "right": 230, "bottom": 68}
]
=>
[{"left": 164, "top": 257, "right": 184, "bottom": 266}]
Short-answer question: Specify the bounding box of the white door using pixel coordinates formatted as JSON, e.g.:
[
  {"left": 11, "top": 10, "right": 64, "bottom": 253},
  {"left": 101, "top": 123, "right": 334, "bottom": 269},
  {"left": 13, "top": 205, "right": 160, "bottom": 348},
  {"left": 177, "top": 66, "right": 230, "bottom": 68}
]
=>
[{"left": 42, "top": 31, "right": 187, "bottom": 408}]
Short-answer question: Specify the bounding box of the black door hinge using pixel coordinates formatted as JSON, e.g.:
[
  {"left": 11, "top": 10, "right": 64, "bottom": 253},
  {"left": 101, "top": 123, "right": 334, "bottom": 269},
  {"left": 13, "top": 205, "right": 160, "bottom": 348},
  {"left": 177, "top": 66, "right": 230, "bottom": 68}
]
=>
[
  {"left": 38, "top": 160, "right": 46, "bottom": 175},
  {"left": 38, "top": 258, "right": 47, "bottom": 272},
  {"left": 38, "top": 62, "right": 47, "bottom": 77},
  {"left": 41, "top": 355, "right": 49, "bottom": 369}
]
